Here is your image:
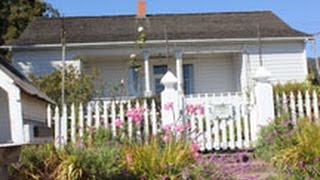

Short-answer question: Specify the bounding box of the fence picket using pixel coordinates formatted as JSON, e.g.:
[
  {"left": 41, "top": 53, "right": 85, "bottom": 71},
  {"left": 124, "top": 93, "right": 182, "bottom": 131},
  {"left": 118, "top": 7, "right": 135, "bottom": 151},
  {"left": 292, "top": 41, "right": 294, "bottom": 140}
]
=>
[
  {"left": 95, "top": 102, "right": 100, "bottom": 128},
  {"left": 136, "top": 101, "right": 141, "bottom": 141},
  {"left": 54, "top": 106, "right": 60, "bottom": 148},
  {"left": 221, "top": 119, "right": 227, "bottom": 150},
  {"left": 190, "top": 113, "right": 196, "bottom": 142},
  {"left": 213, "top": 118, "right": 220, "bottom": 150},
  {"left": 87, "top": 103, "right": 92, "bottom": 130},
  {"left": 313, "top": 90, "right": 319, "bottom": 121},
  {"left": 242, "top": 103, "right": 250, "bottom": 148},
  {"left": 282, "top": 92, "right": 288, "bottom": 114},
  {"left": 249, "top": 91, "right": 257, "bottom": 142},
  {"left": 128, "top": 101, "right": 133, "bottom": 139},
  {"left": 229, "top": 118, "right": 235, "bottom": 150},
  {"left": 197, "top": 113, "right": 205, "bottom": 151},
  {"left": 103, "top": 101, "right": 108, "bottom": 128},
  {"left": 111, "top": 101, "right": 116, "bottom": 137},
  {"left": 235, "top": 103, "right": 242, "bottom": 149},
  {"left": 275, "top": 93, "right": 280, "bottom": 117},
  {"left": 143, "top": 100, "right": 149, "bottom": 141},
  {"left": 151, "top": 100, "right": 157, "bottom": 136},
  {"left": 306, "top": 91, "right": 311, "bottom": 118},
  {"left": 79, "top": 103, "right": 84, "bottom": 139},
  {"left": 204, "top": 100, "right": 213, "bottom": 150},
  {"left": 290, "top": 92, "right": 297, "bottom": 125},
  {"left": 61, "top": 104, "right": 68, "bottom": 145},
  {"left": 47, "top": 104, "right": 52, "bottom": 128},
  {"left": 71, "top": 103, "right": 76, "bottom": 143},
  {"left": 298, "top": 91, "right": 304, "bottom": 118}
]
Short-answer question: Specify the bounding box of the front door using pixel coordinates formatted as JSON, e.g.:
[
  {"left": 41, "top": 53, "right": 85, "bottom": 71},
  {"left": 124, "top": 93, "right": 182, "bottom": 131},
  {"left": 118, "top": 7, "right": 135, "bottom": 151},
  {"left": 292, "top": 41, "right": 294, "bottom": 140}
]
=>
[{"left": 153, "top": 65, "right": 168, "bottom": 94}]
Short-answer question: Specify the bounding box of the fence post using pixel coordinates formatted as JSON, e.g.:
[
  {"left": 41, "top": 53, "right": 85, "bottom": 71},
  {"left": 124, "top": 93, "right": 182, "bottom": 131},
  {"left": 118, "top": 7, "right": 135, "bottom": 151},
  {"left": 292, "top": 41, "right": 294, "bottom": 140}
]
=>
[
  {"left": 160, "top": 71, "right": 180, "bottom": 127},
  {"left": 253, "top": 66, "right": 275, "bottom": 140}
]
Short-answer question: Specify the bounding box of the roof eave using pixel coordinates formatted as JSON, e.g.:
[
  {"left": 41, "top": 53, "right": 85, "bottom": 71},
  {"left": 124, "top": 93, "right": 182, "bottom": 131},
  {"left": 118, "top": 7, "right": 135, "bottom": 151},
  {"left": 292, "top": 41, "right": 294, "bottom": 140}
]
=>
[{"left": 1, "top": 36, "right": 311, "bottom": 50}]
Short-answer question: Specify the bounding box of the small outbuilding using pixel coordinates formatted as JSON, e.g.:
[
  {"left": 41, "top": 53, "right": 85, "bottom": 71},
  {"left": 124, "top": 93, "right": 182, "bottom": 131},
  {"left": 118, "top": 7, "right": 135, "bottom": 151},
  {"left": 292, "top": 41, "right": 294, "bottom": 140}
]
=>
[{"left": 0, "top": 56, "right": 53, "bottom": 177}]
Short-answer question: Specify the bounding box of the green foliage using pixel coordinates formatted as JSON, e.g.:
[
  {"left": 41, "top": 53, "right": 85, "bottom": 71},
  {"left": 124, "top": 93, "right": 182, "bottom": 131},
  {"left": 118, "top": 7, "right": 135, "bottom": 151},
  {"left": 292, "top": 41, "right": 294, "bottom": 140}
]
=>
[
  {"left": 255, "top": 116, "right": 294, "bottom": 161},
  {"left": 9, "top": 128, "right": 126, "bottom": 180},
  {"left": 30, "top": 65, "right": 96, "bottom": 105},
  {"left": 272, "top": 120, "right": 320, "bottom": 179},
  {"left": 9, "top": 144, "right": 60, "bottom": 180},
  {"left": 57, "top": 145, "right": 124, "bottom": 179},
  {"left": 122, "top": 138, "right": 195, "bottom": 179},
  {"left": 256, "top": 116, "right": 320, "bottom": 179},
  {"left": 0, "top": 0, "right": 59, "bottom": 46},
  {"left": 274, "top": 81, "right": 320, "bottom": 95}
]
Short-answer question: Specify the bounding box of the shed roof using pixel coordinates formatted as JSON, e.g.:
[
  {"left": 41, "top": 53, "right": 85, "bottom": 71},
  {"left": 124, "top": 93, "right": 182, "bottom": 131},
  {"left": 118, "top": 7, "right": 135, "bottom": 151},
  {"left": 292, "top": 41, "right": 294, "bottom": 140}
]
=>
[
  {"left": 11, "top": 11, "right": 309, "bottom": 45},
  {"left": 0, "top": 57, "right": 53, "bottom": 103}
]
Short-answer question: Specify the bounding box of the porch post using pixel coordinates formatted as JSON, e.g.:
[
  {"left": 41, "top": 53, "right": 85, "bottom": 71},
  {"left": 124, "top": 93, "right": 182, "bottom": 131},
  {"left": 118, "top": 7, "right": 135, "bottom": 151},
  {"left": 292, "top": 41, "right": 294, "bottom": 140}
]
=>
[
  {"left": 240, "top": 52, "right": 248, "bottom": 93},
  {"left": 175, "top": 50, "right": 183, "bottom": 93},
  {"left": 143, "top": 50, "right": 152, "bottom": 97}
]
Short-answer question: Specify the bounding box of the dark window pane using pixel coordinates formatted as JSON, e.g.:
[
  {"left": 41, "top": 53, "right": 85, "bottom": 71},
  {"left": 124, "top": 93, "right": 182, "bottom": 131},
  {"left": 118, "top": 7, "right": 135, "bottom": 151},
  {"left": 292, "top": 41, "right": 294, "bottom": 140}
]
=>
[
  {"left": 153, "top": 65, "right": 168, "bottom": 75},
  {"left": 183, "top": 64, "right": 194, "bottom": 94}
]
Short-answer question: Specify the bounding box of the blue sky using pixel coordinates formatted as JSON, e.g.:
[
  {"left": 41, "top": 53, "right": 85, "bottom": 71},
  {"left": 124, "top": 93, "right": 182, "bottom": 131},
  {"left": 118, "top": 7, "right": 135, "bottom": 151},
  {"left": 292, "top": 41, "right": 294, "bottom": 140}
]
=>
[{"left": 47, "top": 0, "right": 320, "bottom": 57}]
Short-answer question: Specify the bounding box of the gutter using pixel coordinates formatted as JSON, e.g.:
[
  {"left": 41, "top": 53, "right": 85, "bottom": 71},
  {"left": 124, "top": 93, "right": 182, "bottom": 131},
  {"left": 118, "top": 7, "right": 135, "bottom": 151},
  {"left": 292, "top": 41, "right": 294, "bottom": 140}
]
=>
[{"left": 0, "top": 36, "right": 311, "bottom": 50}]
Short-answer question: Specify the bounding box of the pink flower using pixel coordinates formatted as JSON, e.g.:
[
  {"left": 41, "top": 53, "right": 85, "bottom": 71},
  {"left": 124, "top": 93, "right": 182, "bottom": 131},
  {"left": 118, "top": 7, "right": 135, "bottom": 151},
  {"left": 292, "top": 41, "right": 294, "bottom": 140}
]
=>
[
  {"left": 196, "top": 105, "right": 205, "bottom": 115},
  {"left": 115, "top": 118, "right": 123, "bottom": 127},
  {"left": 186, "top": 104, "right": 197, "bottom": 114},
  {"left": 186, "top": 104, "right": 205, "bottom": 115},
  {"left": 175, "top": 124, "right": 185, "bottom": 133},
  {"left": 126, "top": 107, "right": 145, "bottom": 125},
  {"left": 163, "top": 124, "right": 173, "bottom": 133},
  {"left": 192, "top": 152, "right": 201, "bottom": 160},
  {"left": 191, "top": 143, "right": 200, "bottom": 152},
  {"left": 164, "top": 102, "right": 173, "bottom": 111},
  {"left": 162, "top": 135, "right": 171, "bottom": 143},
  {"left": 126, "top": 153, "right": 133, "bottom": 164}
]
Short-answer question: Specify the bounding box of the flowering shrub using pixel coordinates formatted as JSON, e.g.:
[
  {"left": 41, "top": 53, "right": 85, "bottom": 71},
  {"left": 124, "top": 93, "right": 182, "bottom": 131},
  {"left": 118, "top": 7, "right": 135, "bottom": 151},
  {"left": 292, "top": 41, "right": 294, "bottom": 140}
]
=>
[
  {"left": 120, "top": 102, "right": 232, "bottom": 179},
  {"left": 256, "top": 117, "right": 320, "bottom": 179},
  {"left": 126, "top": 106, "right": 145, "bottom": 125},
  {"left": 255, "top": 117, "right": 295, "bottom": 161},
  {"left": 272, "top": 120, "right": 320, "bottom": 179}
]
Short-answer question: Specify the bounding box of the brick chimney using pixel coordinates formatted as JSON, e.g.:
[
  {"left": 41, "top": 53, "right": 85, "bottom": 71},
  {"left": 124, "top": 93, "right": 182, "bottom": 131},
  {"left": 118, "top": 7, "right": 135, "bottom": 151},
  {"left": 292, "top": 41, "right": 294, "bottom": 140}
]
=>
[{"left": 137, "top": 0, "right": 146, "bottom": 18}]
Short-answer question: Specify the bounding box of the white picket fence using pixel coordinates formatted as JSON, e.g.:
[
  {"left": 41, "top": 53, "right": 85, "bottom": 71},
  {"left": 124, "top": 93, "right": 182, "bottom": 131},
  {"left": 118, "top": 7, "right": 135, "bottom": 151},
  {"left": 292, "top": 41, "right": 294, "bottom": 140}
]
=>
[
  {"left": 274, "top": 90, "right": 319, "bottom": 123},
  {"left": 47, "top": 99, "right": 159, "bottom": 149},
  {"left": 48, "top": 92, "right": 256, "bottom": 151},
  {"left": 185, "top": 92, "right": 253, "bottom": 151}
]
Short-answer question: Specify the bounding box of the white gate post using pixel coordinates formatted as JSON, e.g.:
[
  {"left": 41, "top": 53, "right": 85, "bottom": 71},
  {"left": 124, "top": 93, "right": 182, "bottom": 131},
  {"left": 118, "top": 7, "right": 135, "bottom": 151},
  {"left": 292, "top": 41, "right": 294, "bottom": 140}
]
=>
[
  {"left": 161, "top": 71, "right": 180, "bottom": 127},
  {"left": 253, "top": 66, "right": 274, "bottom": 140}
]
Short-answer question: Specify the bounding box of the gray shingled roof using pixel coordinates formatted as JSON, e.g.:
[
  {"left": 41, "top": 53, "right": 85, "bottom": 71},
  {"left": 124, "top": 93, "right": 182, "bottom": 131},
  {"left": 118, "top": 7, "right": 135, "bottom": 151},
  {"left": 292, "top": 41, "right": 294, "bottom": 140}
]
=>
[
  {"left": 12, "top": 11, "right": 309, "bottom": 45},
  {"left": 0, "top": 57, "right": 53, "bottom": 103}
]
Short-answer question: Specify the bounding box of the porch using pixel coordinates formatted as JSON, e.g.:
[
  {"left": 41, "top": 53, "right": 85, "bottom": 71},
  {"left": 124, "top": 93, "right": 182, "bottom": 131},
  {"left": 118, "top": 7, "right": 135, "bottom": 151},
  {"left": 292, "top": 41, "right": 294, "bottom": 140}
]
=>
[{"left": 82, "top": 50, "right": 247, "bottom": 99}]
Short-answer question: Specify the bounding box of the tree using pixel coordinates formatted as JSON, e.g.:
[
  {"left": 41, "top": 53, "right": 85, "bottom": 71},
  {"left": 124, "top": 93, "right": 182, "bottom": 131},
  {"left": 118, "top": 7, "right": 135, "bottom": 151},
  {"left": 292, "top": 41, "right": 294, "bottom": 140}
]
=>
[
  {"left": 0, "top": 0, "right": 59, "bottom": 46},
  {"left": 30, "top": 66, "right": 96, "bottom": 106}
]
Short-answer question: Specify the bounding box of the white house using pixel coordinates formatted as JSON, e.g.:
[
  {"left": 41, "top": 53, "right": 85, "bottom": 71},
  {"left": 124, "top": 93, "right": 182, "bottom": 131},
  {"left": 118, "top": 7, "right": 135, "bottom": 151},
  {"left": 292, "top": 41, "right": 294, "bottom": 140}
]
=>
[
  {"left": 0, "top": 56, "right": 52, "bottom": 176},
  {"left": 2, "top": 2, "right": 311, "bottom": 99}
]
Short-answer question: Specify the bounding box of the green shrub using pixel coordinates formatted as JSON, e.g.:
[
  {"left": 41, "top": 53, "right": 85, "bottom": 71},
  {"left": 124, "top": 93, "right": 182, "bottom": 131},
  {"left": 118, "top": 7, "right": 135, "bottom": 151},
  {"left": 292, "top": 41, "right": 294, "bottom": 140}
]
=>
[
  {"left": 122, "top": 137, "right": 196, "bottom": 179},
  {"left": 9, "top": 128, "right": 126, "bottom": 180},
  {"left": 255, "top": 116, "right": 295, "bottom": 161},
  {"left": 9, "top": 144, "right": 60, "bottom": 180},
  {"left": 273, "top": 120, "right": 320, "bottom": 179},
  {"left": 30, "top": 65, "right": 96, "bottom": 105}
]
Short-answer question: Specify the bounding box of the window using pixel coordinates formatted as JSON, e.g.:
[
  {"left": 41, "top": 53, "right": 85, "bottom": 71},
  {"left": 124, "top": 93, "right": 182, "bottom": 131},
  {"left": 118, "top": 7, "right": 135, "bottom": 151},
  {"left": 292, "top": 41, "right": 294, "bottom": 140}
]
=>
[
  {"left": 153, "top": 65, "right": 168, "bottom": 94},
  {"left": 183, "top": 64, "right": 194, "bottom": 94},
  {"left": 127, "top": 67, "right": 142, "bottom": 96}
]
